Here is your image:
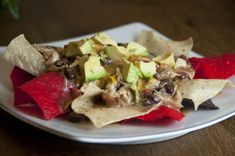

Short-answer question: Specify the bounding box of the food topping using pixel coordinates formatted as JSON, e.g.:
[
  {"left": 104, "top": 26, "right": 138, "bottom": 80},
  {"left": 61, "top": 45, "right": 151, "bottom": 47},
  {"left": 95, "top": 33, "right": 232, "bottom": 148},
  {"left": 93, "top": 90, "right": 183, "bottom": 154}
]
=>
[
  {"left": 134, "top": 60, "right": 156, "bottom": 79},
  {"left": 141, "top": 90, "right": 162, "bottom": 106},
  {"left": 64, "top": 67, "right": 76, "bottom": 80}
]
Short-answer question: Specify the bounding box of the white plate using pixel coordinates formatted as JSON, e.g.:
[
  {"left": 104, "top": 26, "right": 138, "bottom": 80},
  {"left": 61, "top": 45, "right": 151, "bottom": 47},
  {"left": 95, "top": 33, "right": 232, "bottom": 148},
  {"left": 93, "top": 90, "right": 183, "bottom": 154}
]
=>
[{"left": 0, "top": 22, "right": 235, "bottom": 145}]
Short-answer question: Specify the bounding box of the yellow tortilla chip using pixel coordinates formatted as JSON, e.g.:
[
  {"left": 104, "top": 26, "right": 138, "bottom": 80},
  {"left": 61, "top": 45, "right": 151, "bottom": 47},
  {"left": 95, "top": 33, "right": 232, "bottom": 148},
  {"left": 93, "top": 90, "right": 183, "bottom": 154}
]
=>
[
  {"left": 177, "top": 79, "right": 232, "bottom": 110},
  {"left": 71, "top": 83, "right": 161, "bottom": 128},
  {"left": 2, "top": 34, "right": 46, "bottom": 76},
  {"left": 137, "top": 30, "right": 193, "bottom": 57}
]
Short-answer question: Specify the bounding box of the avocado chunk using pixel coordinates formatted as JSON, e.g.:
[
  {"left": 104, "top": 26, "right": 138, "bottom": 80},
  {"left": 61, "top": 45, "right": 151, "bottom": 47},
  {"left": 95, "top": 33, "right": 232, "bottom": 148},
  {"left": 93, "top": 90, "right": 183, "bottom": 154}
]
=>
[
  {"left": 122, "top": 59, "right": 142, "bottom": 84},
  {"left": 79, "top": 56, "right": 107, "bottom": 82},
  {"left": 134, "top": 61, "right": 156, "bottom": 79},
  {"left": 105, "top": 45, "right": 129, "bottom": 61},
  {"left": 92, "top": 33, "right": 117, "bottom": 46},
  {"left": 130, "top": 84, "right": 140, "bottom": 103},
  {"left": 153, "top": 52, "right": 175, "bottom": 68},
  {"left": 65, "top": 39, "right": 95, "bottom": 57},
  {"left": 127, "top": 42, "right": 149, "bottom": 56}
]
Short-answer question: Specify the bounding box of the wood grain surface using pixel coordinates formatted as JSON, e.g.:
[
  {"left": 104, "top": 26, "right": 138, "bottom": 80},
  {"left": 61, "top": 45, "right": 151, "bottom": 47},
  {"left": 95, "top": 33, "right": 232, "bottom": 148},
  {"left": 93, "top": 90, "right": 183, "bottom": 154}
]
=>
[{"left": 0, "top": 0, "right": 235, "bottom": 155}]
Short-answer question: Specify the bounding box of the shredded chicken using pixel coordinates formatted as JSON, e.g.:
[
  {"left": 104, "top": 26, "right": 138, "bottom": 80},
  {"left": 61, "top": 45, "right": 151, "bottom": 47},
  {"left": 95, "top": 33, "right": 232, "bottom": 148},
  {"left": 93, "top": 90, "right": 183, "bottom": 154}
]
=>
[
  {"left": 33, "top": 45, "right": 64, "bottom": 59},
  {"left": 155, "top": 64, "right": 178, "bottom": 80},
  {"left": 175, "top": 67, "right": 195, "bottom": 80},
  {"left": 101, "top": 84, "right": 134, "bottom": 107},
  {"left": 45, "top": 51, "right": 60, "bottom": 65}
]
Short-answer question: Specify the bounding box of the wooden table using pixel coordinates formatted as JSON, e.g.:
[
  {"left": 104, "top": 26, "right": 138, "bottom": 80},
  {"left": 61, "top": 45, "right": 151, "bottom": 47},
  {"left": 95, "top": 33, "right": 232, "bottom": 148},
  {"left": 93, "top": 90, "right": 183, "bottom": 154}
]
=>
[{"left": 0, "top": 0, "right": 235, "bottom": 155}]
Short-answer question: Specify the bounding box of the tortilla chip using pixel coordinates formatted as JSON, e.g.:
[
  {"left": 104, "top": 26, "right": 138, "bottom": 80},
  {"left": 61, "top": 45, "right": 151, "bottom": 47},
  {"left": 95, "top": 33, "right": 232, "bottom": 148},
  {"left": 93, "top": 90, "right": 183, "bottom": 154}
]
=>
[
  {"left": 2, "top": 34, "right": 46, "bottom": 76},
  {"left": 77, "top": 105, "right": 159, "bottom": 128},
  {"left": 137, "top": 30, "right": 193, "bottom": 57},
  {"left": 71, "top": 83, "right": 103, "bottom": 112},
  {"left": 71, "top": 83, "right": 160, "bottom": 128},
  {"left": 177, "top": 79, "right": 232, "bottom": 110}
]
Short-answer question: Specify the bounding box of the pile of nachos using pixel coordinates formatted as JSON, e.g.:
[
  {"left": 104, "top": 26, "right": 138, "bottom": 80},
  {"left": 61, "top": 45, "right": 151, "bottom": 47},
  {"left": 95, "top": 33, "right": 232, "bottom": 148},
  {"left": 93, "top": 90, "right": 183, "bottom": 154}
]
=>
[{"left": 1, "top": 30, "right": 234, "bottom": 128}]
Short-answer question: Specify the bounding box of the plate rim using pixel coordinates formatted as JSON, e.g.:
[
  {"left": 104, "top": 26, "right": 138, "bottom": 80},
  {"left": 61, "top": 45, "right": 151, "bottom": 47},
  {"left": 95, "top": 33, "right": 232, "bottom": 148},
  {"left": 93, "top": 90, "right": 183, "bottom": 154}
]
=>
[{"left": 1, "top": 102, "right": 234, "bottom": 144}]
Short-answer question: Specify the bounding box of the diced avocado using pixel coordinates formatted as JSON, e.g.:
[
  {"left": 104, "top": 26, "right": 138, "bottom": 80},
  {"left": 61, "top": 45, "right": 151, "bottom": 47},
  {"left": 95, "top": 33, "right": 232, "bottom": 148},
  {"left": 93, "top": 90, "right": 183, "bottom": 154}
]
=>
[
  {"left": 130, "top": 84, "right": 140, "bottom": 103},
  {"left": 122, "top": 59, "right": 142, "bottom": 84},
  {"left": 92, "top": 32, "right": 117, "bottom": 46},
  {"left": 127, "top": 42, "right": 149, "bottom": 56},
  {"left": 65, "top": 39, "right": 94, "bottom": 57},
  {"left": 105, "top": 45, "right": 129, "bottom": 61},
  {"left": 134, "top": 61, "right": 156, "bottom": 79},
  {"left": 153, "top": 52, "right": 175, "bottom": 68},
  {"left": 79, "top": 56, "right": 107, "bottom": 82},
  {"left": 145, "top": 78, "right": 160, "bottom": 90}
]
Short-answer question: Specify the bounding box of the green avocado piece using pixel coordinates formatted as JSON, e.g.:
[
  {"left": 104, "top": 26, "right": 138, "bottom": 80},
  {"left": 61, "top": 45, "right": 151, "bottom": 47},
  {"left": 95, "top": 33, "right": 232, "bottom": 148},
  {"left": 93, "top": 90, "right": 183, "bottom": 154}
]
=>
[
  {"left": 134, "top": 61, "right": 156, "bottom": 79},
  {"left": 127, "top": 42, "right": 149, "bottom": 56},
  {"left": 79, "top": 56, "right": 107, "bottom": 82},
  {"left": 122, "top": 59, "right": 142, "bottom": 84},
  {"left": 105, "top": 45, "right": 129, "bottom": 61},
  {"left": 130, "top": 84, "right": 140, "bottom": 103},
  {"left": 65, "top": 39, "right": 95, "bottom": 57},
  {"left": 92, "top": 32, "right": 117, "bottom": 46}
]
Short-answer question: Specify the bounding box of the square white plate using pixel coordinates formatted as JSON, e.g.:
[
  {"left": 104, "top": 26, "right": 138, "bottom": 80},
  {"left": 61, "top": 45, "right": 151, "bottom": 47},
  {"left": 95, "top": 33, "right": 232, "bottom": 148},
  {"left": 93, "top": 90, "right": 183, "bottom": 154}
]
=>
[{"left": 0, "top": 22, "right": 235, "bottom": 144}]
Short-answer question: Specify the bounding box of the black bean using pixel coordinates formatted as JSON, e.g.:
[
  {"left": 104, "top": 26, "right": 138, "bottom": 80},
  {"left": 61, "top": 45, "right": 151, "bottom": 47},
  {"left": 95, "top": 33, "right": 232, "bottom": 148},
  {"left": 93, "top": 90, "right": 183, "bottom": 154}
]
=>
[
  {"left": 55, "top": 58, "right": 69, "bottom": 67},
  {"left": 67, "top": 57, "right": 75, "bottom": 62},
  {"left": 55, "top": 60, "right": 63, "bottom": 67},
  {"left": 117, "top": 43, "right": 128, "bottom": 47},
  {"left": 68, "top": 113, "right": 86, "bottom": 123},
  {"left": 150, "top": 94, "right": 161, "bottom": 103},
  {"left": 164, "top": 83, "right": 175, "bottom": 95},
  {"left": 181, "top": 98, "right": 194, "bottom": 107},
  {"left": 116, "top": 82, "right": 124, "bottom": 91},
  {"left": 64, "top": 67, "right": 75, "bottom": 80},
  {"left": 155, "top": 87, "right": 161, "bottom": 92},
  {"left": 142, "top": 99, "right": 153, "bottom": 106},
  {"left": 141, "top": 91, "right": 161, "bottom": 106},
  {"left": 179, "top": 55, "right": 187, "bottom": 60},
  {"left": 154, "top": 73, "right": 158, "bottom": 79},
  {"left": 105, "top": 57, "right": 112, "bottom": 64}
]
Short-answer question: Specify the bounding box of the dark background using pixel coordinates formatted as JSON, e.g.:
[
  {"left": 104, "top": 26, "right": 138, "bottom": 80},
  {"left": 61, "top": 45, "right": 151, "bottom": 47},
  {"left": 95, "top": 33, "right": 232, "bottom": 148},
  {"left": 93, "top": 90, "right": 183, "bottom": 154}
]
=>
[
  {"left": 1, "top": 0, "right": 235, "bottom": 56},
  {"left": 0, "top": 0, "right": 235, "bottom": 156}
]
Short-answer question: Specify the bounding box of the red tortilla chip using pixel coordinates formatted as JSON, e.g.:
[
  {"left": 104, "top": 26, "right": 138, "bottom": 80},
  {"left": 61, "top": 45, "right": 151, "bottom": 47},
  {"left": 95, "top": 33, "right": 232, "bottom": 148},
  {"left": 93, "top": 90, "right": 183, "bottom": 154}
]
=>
[
  {"left": 135, "top": 105, "right": 184, "bottom": 121},
  {"left": 10, "top": 66, "right": 35, "bottom": 105},
  {"left": 20, "top": 72, "right": 65, "bottom": 120},
  {"left": 189, "top": 54, "right": 235, "bottom": 79}
]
